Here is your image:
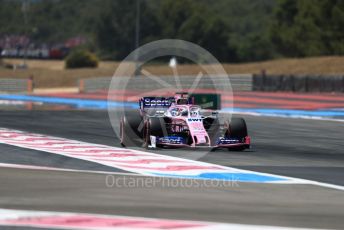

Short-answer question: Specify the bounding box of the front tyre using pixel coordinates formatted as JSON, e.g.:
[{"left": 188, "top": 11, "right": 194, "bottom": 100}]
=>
[
  {"left": 226, "top": 117, "right": 248, "bottom": 151},
  {"left": 143, "top": 117, "right": 166, "bottom": 148},
  {"left": 120, "top": 112, "right": 143, "bottom": 147}
]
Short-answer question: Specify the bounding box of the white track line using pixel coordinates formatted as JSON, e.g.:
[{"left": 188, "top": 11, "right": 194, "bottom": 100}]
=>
[
  {"left": 0, "top": 128, "right": 344, "bottom": 191},
  {"left": 1, "top": 162, "right": 343, "bottom": 192},
  {"left": 0, "top": 128, "right": 301, "bottom": 184},
  {"left": 0, "top": 208, "right": 327, "bottom": 230},
  {"left": 0, "top": 162, "right": 138, "bottom": 176}
]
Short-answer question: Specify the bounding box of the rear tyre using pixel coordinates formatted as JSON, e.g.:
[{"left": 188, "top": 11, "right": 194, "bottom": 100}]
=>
[
  {"left": 228, "top": 118, "right": 247, "bottom": 138},
  {"left": 120, "top": 112, "right": 143, "bottom": 147},
  {"left": 226, "top": 117, "right": 248, "bottom": 151}
]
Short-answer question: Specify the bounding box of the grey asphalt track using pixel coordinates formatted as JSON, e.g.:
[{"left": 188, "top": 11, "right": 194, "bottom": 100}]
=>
[
  {"left": 0, "top": 110, "right": 343, "bottom": 185},
  {"left": 1, "top": 167, "right": 344, "bottom": 229},
  {"left": 0, "top": 110, "right": 343, "bottom": 229}
]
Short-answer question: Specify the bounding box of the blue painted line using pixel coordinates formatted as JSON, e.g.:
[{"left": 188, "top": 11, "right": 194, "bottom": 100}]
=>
[
  {"left": 229, "top": 108, "right": 344, "bottom": 117},
  {"left": 1, "top": 94, "right": 343, "bottom": 118},
  {"left": 152, "top": 172, "right": 288, "bottom": 183},
  {"left": 0, "top": 94, "right": 137, "bottom": 110}
]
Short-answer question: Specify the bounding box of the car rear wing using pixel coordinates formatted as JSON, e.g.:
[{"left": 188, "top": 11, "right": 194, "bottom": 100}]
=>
[
  {"left": 139, "top": 97, "right": 175, "bottom": 110},
  {"left": 139, "top": 94, "right": 221, "bottom": 110}
]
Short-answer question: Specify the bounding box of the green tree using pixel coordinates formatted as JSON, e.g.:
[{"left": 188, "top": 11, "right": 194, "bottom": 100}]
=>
[
  {"left": 158, "top": 0, "right": 234, "bottom": 62},
  {"left": 0, "top": 0, "right": 24, "bottom": 35},
  {"left": 322, "top": 0, "right": 344, "bottom": 54},
  {"left": 271, "top": 0, "right": 344, "bottom": 57},
  {"left": 95, "top": 0, "right": 159, "bottom": 59},
  {"left": 65, "top": 49, "right": 98, "bottom": 68},
  {"left": 270, "top": 0, "right": 300, "bottom": 56}
]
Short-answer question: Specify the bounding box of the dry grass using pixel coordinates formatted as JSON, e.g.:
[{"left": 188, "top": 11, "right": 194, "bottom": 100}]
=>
[
  {"left": 1, "top": 56, "right": 344, "bottom": 88},
  {"left": 0, "top": 59, "right": 120, "bottom": 88},
  {"left": 221, "top": 56, "right": 344, "bottom": 75}
]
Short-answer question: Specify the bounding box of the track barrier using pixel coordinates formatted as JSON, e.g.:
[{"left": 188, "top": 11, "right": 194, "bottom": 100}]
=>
[
  {"left": 0, "top": 78, "right": 33, "bottom": 93},
  {"left": 78, "top": 74, "right": 253, "bottom": 93},
  {"left": 253, "top": 74, "right": 344, "bottom": 92},
  {"left": 79, "top": 74, "right": 344, "bottom": 93}
]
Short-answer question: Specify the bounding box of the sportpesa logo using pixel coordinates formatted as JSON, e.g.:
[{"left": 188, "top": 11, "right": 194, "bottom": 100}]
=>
[{"left": 143, "top": 97, "right": 173, "bottom": 107}]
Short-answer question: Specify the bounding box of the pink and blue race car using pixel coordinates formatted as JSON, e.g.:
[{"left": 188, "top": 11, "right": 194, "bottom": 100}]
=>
[{"left": 120, "top": 93, "right": 250, "bottom": 151}]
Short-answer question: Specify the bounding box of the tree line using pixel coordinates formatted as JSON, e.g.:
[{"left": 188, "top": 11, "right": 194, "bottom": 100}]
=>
[{"left": 0, "top": 0, "right": 343, "bottom": 62}]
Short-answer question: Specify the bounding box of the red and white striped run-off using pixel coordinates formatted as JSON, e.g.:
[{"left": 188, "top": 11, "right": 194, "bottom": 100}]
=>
[
  {"left": 0, "top": 128, "right": 232, "bottom": 176},
  {"left": 0, "top": 208, "right": 318, "bottom": 230},
  {"left": 0, "top": 128, "right": 303, "bottom": 184}
]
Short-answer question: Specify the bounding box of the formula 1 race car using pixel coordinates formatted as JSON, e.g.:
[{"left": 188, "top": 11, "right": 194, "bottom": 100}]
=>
[{"left": 120, "top": 93, "right": 250, "bottom": 151}]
